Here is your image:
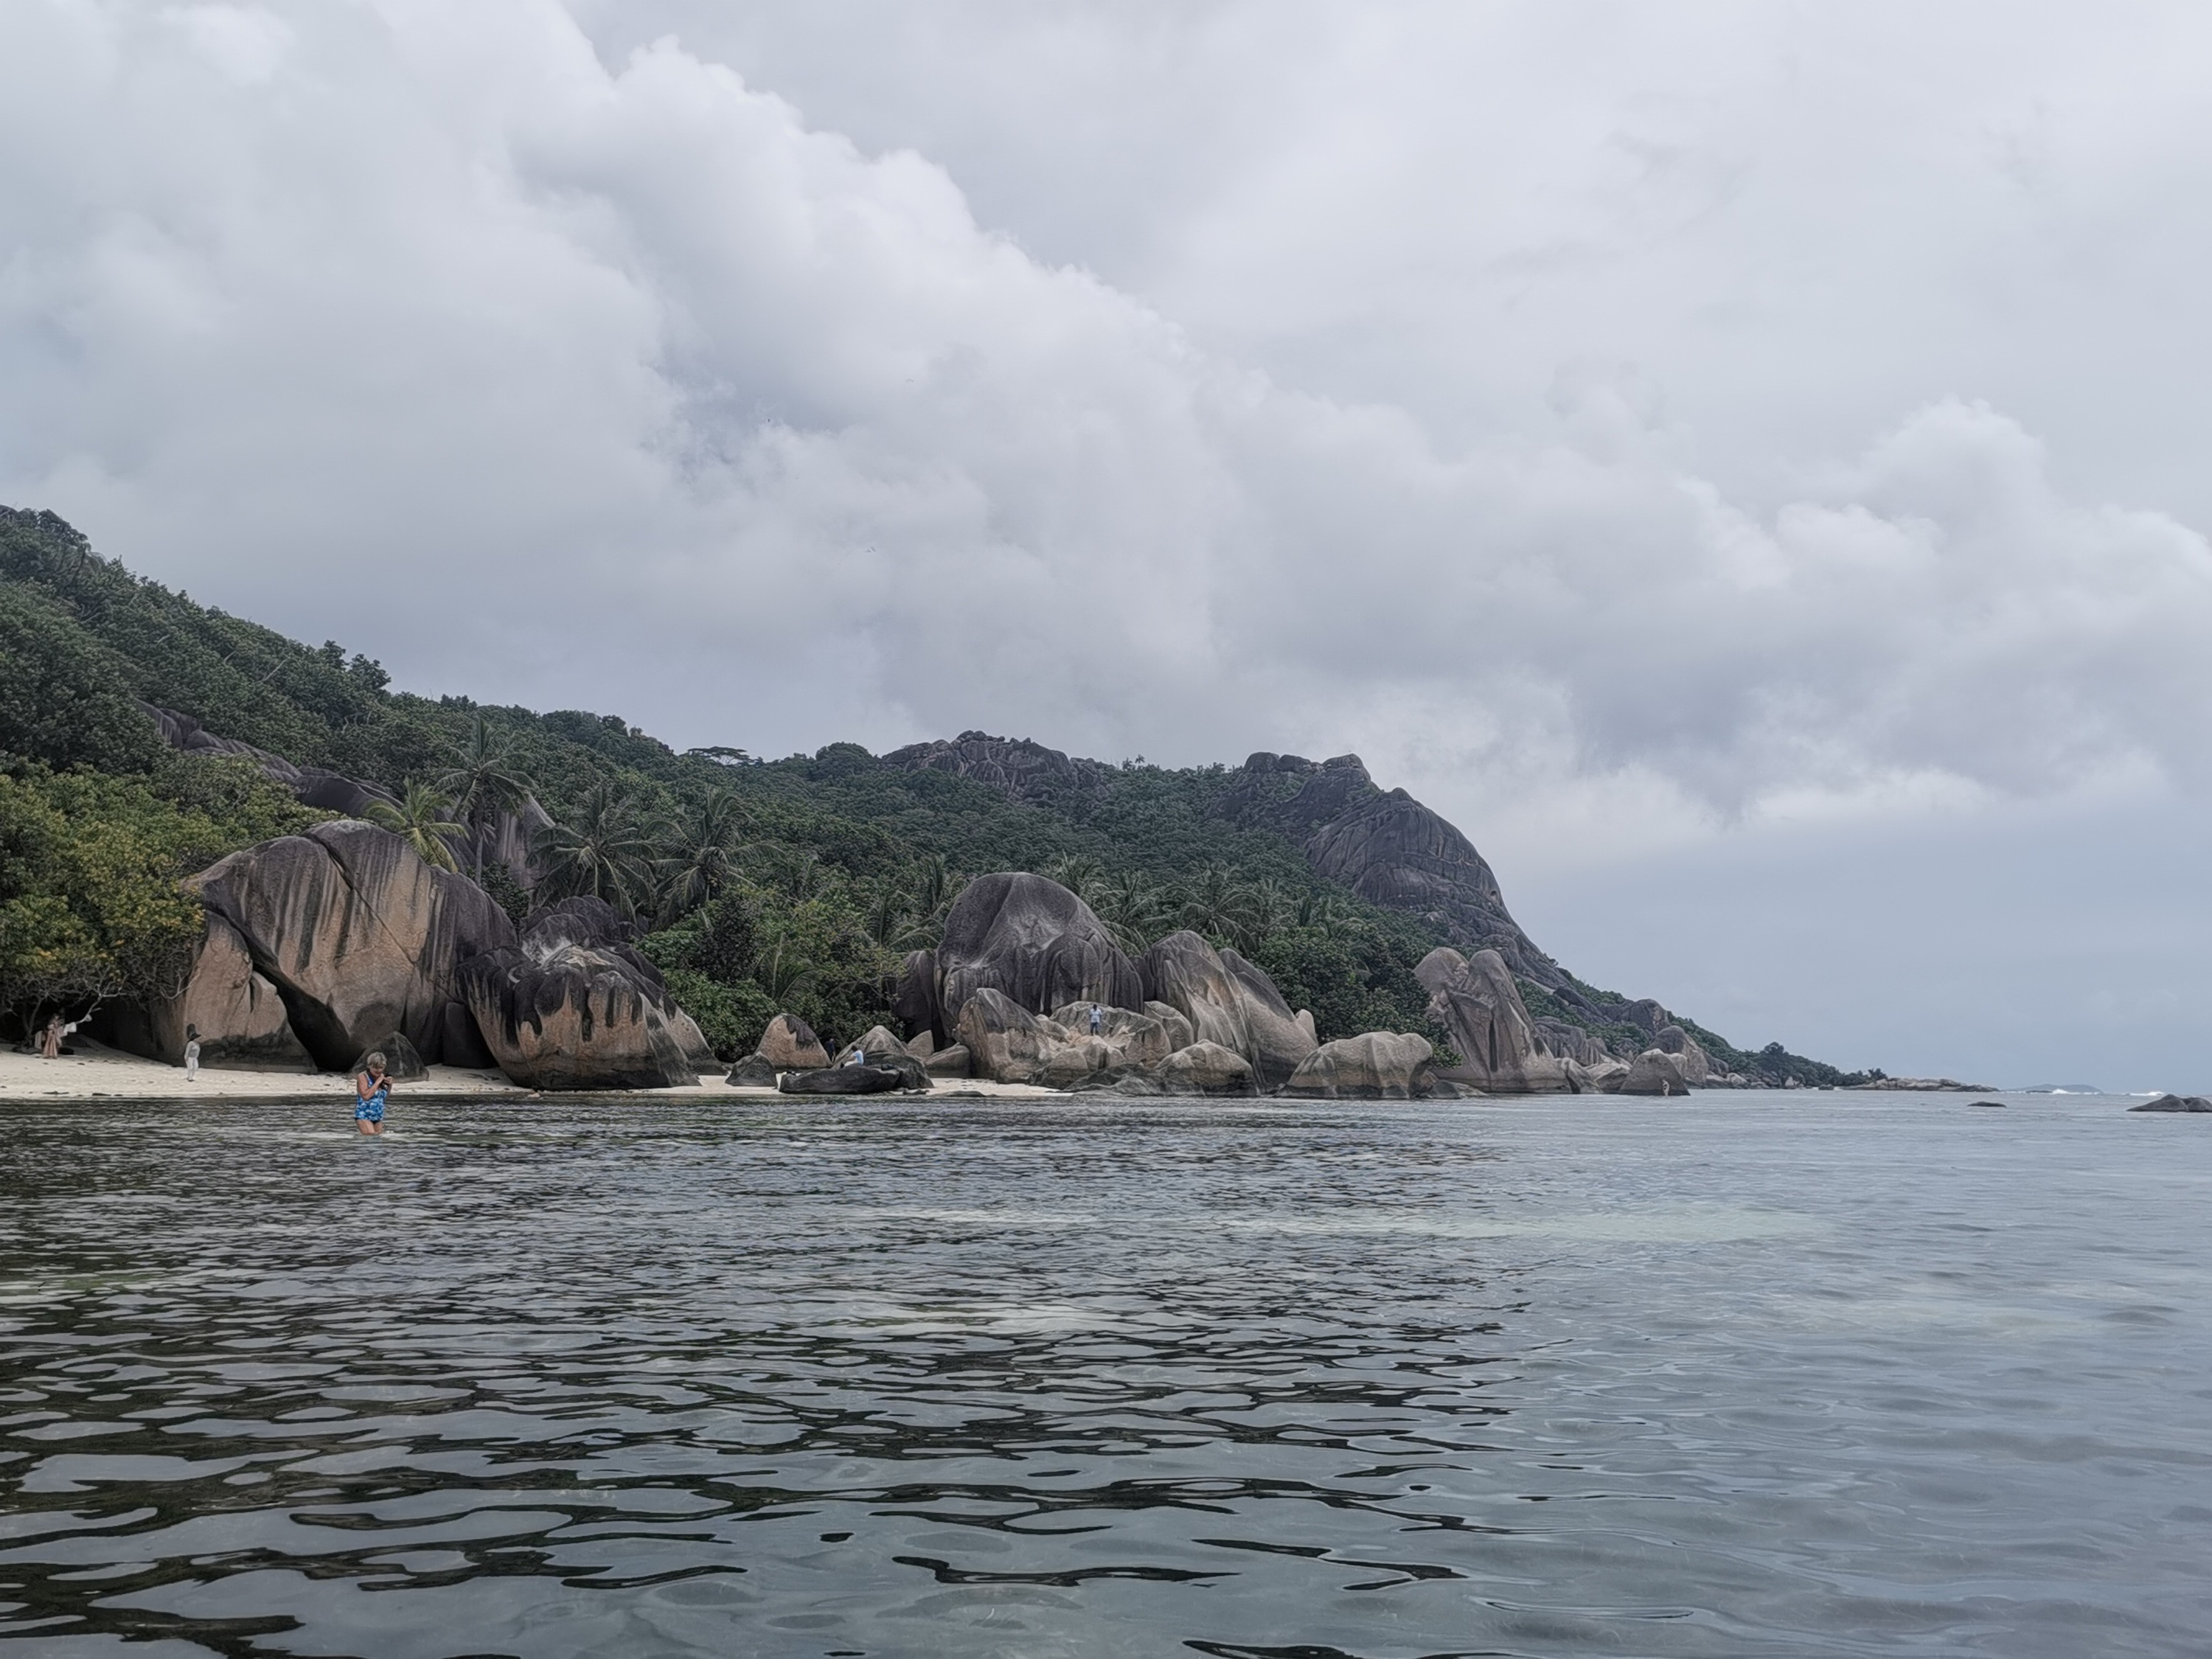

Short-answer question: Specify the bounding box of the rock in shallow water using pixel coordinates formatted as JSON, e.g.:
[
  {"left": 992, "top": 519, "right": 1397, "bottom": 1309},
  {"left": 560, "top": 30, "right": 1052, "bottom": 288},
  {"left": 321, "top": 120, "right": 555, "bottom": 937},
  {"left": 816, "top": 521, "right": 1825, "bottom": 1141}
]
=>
[
  {"left": 2131, "top": 1094, "right": 2212, "bottom": 1113},
  {"left": 1279, "top": 1032, "right": 1438, "bottom": 1100}
]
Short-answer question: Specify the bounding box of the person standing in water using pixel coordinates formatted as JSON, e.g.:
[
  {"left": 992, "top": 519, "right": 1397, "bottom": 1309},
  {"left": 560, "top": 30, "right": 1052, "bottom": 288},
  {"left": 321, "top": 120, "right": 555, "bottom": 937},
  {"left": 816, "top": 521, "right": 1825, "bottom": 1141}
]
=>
[
  {"left": 355, "top": 1053, "right": 391, "bottom": 1135},
  {"left": 184, "top": 1026, "right": 201, "bottom": 1082}
]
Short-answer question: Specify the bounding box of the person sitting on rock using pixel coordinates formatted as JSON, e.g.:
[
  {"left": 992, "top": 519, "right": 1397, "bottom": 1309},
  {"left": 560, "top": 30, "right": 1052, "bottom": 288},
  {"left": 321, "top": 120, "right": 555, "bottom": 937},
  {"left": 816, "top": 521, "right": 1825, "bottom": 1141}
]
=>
[
  {"left": 842, "top": 1043, "right": 866, "bottom": 1067},
  {"left": 355, "top": 1053, "right": 392, "bottom": 1135}
]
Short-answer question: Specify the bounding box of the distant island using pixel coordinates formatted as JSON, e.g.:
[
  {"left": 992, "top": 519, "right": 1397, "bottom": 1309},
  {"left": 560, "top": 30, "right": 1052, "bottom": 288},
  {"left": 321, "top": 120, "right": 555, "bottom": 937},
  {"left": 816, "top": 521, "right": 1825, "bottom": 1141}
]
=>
[{"left": 1, "top": 504, "right": 1882, "bottom": 1095}]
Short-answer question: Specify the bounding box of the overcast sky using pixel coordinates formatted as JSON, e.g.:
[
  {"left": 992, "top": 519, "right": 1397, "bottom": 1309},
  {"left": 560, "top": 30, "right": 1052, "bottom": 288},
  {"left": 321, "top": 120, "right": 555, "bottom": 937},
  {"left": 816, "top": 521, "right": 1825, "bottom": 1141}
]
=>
[{"left": 6, "top": 1, "right": 2211, "bottom": 1087}]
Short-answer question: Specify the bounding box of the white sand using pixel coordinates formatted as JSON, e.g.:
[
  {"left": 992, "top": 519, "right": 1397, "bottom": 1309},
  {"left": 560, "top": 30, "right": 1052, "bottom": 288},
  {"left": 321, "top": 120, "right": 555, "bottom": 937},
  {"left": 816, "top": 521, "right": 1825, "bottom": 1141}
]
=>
[{"left": 0, "top": 1040, "right": 1057, "bottom": 1102}]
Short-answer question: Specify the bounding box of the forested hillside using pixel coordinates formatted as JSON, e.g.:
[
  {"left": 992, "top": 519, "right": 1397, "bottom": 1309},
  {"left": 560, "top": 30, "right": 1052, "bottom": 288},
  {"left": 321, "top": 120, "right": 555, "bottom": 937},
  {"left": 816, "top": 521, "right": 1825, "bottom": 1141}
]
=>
[{"left": 0, "top": 505, "right": 1865, "bottom": 1083}]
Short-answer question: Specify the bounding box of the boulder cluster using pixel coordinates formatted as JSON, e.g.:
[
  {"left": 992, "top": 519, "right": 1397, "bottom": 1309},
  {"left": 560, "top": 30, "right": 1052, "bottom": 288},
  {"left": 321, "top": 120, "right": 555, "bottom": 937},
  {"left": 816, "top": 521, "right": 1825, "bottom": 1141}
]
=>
[{"left": 111, "top": 821, "right": 713, "bottom": 1089}]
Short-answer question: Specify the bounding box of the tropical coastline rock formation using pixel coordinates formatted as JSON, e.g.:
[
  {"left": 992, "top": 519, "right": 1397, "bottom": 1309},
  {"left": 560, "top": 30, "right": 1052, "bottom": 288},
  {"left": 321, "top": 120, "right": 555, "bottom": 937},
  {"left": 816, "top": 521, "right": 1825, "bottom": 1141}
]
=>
[
  {"left": 899, "top": 872, "right": 1144, "bottom": 1047},
  {"left": 757, "top": 1013, "right": 830, "bottom": 1071},
  {"left": 1279, "top": 1032, "right": 1439, "bottom": 1100},
  {"left": 96, "top": 912, "right": 310, "bottom": 1071},
  {"left": 1616, "top": 1049, "right": 1696, "bottom": 1096},
  {"left": 1415, "top": 947, "right": 1572, "bottom": 1094},
  {"left": 459, "top": 897, "right": 713, "bottom": 1090},
  {"left": 1138, "top": 931, "right": 1318, "bottom": 1089},
  {"left": 189, "top": 819, "right": 515, "bottom": 1071}
]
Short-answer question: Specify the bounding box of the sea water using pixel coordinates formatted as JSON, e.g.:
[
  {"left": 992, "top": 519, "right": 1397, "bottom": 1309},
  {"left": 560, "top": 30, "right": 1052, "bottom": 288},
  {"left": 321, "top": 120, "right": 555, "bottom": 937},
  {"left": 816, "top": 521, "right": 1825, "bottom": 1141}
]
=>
[{"left": 1, "top": 1092, "right": 2208, "bottom": 1657}]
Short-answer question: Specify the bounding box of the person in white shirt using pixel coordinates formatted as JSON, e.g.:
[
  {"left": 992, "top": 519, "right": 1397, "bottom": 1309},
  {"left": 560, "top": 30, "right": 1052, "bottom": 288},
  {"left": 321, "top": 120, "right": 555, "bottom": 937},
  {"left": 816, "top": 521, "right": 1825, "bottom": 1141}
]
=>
[{"left": 184, "top": 1025, "right": 202, "bottom": 1082}]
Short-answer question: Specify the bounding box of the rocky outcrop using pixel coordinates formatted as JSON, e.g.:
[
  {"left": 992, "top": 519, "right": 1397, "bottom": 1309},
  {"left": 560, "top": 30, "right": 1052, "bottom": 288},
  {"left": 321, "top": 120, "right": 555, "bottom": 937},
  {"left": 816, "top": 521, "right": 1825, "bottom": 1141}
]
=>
[
  {"left": 924, "top": 1043, "right": 973, "bottom": 1079},
  {"left": 189, "top": 820, "right": 516, "bottom": 1071},
  {"left": 1050, "top": 1003, "right": 1178, "bottom": 1070},
  {"left": 850, "top": 1025, "right": 933, "bottom": 1091},
  {"left": 1139, "top": 931, "right": 1317, "bottom": 1089},
  {"left": 1652, "top": 1023, "right": 1710, "bottom": 1084},
  {"left": 1570, "top": 1057, "right": 1633, "bottom": 1092},
  {"left": 1534, "top": 1017, "right": 1607, "bottom": 1066},
  {"left": 1617, "top": 1049, "right": 1694, "bottom": 1096},
  {"left": 2132, "top": 1095, "right": 2212, "bottom": 1113},
  {"left": 902, "top": 873, "right": 1144, "bottom": 1044},
  {"left": 1415, "top": 947, "right": 1571, "bottom": 1095},
  {"left": 1158, "top": 1041, "right": 1258, "bottom": 1096},
  {"left": 883, "top": 732, "right": 1113, "bottom": 803},
  {"left": 95, "top": 912, "right": 310, "bottom": 1071},
  {"left": 757, "top": 1013, "right": 830, "bottom": 1071},
  {"left": 1279, "top": 1032, "right": 1438, "bottom": 1100},
  {"left": 459, "top": 897, "right": 712, "bottom": 1090},
  {"left": 953, "top": 987, "right": 1071, "bottom": 1085}
]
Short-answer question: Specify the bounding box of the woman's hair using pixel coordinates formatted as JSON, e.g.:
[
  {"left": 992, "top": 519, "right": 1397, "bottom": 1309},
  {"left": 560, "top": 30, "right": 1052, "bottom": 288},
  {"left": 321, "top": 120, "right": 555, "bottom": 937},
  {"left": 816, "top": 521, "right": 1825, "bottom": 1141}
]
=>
[{"left": 366, "top": 1051, "right": 388, "bottom": 1072}]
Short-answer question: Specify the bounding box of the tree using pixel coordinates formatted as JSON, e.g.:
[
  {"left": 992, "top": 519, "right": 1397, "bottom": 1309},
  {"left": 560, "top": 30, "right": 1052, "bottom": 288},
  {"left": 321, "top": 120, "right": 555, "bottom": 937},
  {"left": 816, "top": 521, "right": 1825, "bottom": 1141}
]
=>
[
  {"left": 434, "top": 714, "right": 535, "bottom": 883},
  {"left": 1093, "top": 869, "right": 1168, "bottom": 954},
  {"left": 365, "top": 782, "right": 466, "bottom": 872},
  {"left": 535, "top": 782, "right": 653, "bottom": 913},
  {"left": 651, "top": 790, "right": 744, "bottom": 923},
  {"left": 1177, "top": 862, "right": 1255, "bottom": 947}
]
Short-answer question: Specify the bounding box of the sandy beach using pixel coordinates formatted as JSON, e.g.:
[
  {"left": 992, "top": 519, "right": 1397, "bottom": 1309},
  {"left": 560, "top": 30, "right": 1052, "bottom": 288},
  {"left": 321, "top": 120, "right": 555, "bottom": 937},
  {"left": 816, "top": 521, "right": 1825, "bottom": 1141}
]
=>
[{"left": 0, "top": 1040, "right": 1058, "bottom": 1103}]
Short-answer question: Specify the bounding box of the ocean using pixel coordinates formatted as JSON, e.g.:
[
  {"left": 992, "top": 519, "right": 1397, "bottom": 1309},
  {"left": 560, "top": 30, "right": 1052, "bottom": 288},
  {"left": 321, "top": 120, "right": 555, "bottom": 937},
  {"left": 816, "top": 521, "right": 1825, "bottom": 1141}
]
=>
[{"left": 2, "top": 1091, "right": 2207, "bottom": 1657}]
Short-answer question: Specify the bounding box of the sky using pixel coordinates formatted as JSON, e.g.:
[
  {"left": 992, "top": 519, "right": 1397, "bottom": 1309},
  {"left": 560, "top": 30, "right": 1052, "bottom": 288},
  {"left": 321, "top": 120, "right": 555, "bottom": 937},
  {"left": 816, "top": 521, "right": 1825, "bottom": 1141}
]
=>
[{"left": 4, "top": 0, "right": 2211, "bottom": 1087}]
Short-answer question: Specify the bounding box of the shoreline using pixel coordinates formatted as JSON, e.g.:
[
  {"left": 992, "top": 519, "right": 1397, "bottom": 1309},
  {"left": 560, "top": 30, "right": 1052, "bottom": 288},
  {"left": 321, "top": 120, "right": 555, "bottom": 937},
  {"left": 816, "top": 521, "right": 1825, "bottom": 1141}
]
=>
[{"left": 0, "top": 1040, "right": 1060, "bottom": 1103}]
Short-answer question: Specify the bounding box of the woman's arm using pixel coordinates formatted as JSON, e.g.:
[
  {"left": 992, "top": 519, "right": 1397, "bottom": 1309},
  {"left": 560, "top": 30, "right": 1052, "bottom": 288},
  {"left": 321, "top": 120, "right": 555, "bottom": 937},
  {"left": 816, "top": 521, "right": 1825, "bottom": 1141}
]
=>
[{"left": 357, "top": 1071, "right": 375, "bottom": 1101}]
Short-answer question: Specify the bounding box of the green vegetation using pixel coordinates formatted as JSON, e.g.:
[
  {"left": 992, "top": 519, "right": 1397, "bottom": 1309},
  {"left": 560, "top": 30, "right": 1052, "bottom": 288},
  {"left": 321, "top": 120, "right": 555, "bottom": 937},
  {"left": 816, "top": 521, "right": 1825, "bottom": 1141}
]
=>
[
  {"left": 0, "top": 504, "right": 1868, "bottom": 1079},
  {"left": 0, "top": 757, "right": 321, "bottom": 1032}
]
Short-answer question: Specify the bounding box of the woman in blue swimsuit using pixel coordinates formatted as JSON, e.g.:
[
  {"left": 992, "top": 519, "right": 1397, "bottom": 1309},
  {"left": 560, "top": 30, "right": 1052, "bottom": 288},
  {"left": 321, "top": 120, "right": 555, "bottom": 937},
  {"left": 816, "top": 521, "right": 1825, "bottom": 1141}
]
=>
[{"left": 355, "top": 1053, "right": 391, "bottom": 1135}]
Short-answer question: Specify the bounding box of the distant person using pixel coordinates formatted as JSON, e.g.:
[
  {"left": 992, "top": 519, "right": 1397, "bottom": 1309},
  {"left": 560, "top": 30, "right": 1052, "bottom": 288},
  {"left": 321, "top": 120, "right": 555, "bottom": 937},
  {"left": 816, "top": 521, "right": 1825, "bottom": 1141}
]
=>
[
  {"left": 1088, "top": 1005, "right": 1105, "bottom": 1037},
  {"left": 38, "top": 1014, "right": 66, "bottom": 1059},
  {"left": 184, "top": 1026, "right": 201, "bottom": 1082},
  {"left": 355, "top": 1052, "right": 391, "bottom": 1135},
  {"left": 843, "top": 1043, "right": 867, "bottom": 1067}
]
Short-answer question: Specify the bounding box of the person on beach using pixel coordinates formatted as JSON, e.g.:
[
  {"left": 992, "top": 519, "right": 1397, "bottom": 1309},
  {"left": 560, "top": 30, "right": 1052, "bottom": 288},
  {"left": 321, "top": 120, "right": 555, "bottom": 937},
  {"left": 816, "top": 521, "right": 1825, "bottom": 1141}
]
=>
[
  {"left": 39, "top": 1013, "right": 63, "bottom": 1059},
  {"left": 355, "top": 1052, "right": 391, "bottom": 1135},
  {"left": 184, "top": 1025, "right": 201, "bottom": 1082}
]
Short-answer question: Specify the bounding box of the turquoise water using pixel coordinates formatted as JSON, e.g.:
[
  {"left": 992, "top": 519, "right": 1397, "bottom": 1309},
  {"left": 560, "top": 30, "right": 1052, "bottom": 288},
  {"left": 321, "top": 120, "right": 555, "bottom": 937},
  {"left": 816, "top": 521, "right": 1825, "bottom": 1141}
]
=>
[{"left": 1, "top": 1091, "right": 2208, "bottom": 1656}]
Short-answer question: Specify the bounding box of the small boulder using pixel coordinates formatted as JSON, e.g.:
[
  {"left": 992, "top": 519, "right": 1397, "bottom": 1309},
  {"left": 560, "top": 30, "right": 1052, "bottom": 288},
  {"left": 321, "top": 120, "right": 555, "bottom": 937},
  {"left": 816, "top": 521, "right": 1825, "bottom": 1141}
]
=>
[
  {"left": 953, "top": 987, "right": 1071, "bottom": 1084},
  {"left": 1279, "top": 1032, "right": 1436, "bottom": 1100},
  {"left": 1158, "top": 1041, "right": 1257, "bottom": 1096},
  {"left": 1617, "top": 1049, "right": 1694, "bottom": 1096},
  {"left": 1144, "top": 1001, "right": 1194, "bottom": 1051},
  {"left": 726, "top": 1053, "right": 780, "bottom": 1088},
  {"left": 1068, "top": 1071, "right": 1166, "bottom": 1097},
  {"left": 924, "top": 1043, "right": 973, "bottom": 1079},
  {"left": 759, "top": 1013, "right": 830, "bottom": 1071},
  {"left": 849, "top": 1025, "right": 933, "bottom": 1091},
  {"left": 1568, "top": 1057, "right": 1633, "bottom": 1093}
]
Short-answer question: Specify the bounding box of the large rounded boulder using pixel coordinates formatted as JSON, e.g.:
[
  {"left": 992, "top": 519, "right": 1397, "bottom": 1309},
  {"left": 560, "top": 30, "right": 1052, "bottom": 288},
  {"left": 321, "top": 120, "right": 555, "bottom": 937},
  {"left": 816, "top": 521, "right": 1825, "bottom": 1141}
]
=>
[
  {"left": 188, "top": 821, "right": 515, "bottom": 1071},
  {"left": 1140, "top": 931, "right": 1317, "bottom": 1089},
  {"left": 459, "top": 897, "right": 713, "bottom": 1090},
  {"left": 1279, "top": 1032, "right": 1439, "bottom": 1100},
  {"left": 905, "top": 874, "right": 1144, "bottom": 1043}
]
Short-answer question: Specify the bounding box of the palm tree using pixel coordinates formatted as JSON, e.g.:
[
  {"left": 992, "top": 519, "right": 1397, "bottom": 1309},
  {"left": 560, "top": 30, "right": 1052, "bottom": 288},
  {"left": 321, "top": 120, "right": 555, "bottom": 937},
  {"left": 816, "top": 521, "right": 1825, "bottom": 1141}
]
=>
[
  {"left": 651, "top": 791, "right": 745, "bottom": 923},
  {"left": 1295, "top": 888, "right": 1350, "bottom": 930},
  {"left": 434, "top": 714, "right": 535, "bottom": 883},
  {"left": 1240, "top": 877, "right": 1295, "bottom": 950},
  {"left": 754, "top": 937, "right": 817, "bottom": 1005},
  {"left": 1094, "top": 869, "right": 1169, "bottom": 954},
  {"left": 366, "top": 782, "right": 466, "bottom": 872},
  {"left": 535, "top": 782, "right": 653, "bottom": 913},
  {"left": 1178, "top": 862, "right": 1256, "bottom": 946}
]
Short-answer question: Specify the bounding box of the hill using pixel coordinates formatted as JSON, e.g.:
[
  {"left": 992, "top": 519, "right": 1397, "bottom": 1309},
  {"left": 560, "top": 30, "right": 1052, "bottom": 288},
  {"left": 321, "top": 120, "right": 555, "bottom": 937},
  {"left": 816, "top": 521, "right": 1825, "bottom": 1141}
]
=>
[{"left": 0, "top": 504, "right": 1869, "bottom": 1085}]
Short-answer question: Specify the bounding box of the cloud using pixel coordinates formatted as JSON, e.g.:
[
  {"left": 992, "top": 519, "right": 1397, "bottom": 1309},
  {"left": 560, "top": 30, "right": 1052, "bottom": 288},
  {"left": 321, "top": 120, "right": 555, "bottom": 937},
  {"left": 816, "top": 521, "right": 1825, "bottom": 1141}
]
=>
[{"left": 3, "top": 0, "right": 2209, "bottom": 864}]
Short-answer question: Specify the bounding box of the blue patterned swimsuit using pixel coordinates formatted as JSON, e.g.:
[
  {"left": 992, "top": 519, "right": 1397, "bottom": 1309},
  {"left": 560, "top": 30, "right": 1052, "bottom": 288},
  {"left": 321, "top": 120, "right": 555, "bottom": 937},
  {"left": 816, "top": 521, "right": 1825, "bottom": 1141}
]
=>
[{"left": 355, "top": 1078, "right": 389, "bottom": 1123}]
